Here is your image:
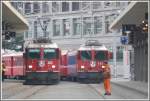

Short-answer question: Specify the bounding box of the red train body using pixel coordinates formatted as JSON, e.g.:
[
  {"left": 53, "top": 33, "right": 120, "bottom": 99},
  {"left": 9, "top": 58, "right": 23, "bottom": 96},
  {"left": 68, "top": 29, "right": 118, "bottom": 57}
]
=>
[
  {"left": 60, "top": 51, "right": 77, "bottom": 81},
  {"left": 2, "top": 52, "right": 25, "bottom": 79},
  {"left": 76, "top": 40, "right": 111, "bottom": 83},
  {"left": 2, "top": 39, "right": 112, "bottom": 84},
  {"left": 60, "top": 52, "right": 68, "bottom": 79},
  {"left": 23, "top": 39, "right": 61, "bottom": 84},
  {"left": 60, "top": 40, "right": 111, "bottom": 83}
]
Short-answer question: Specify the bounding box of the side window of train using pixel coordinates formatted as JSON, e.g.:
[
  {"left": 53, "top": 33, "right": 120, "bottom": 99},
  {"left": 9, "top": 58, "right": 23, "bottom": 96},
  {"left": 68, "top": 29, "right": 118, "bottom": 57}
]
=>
[
  {"left": 9, "top": 58, "right": 11, "bottom": 66},
  {"left": 3, "top": 58, "right": 6, "bottom": 66},
  {"left": 14, "top": 58, "right": 16, "bottom": 66},
  {"left": 14, "top": 57, "right": 18, "bottom": 66},
  {"left": 7, "top": 58, "right": 9, "bottom": 66},
  {"left": 16, "top": 57, "right": 23, "bottom": 66},
  {"left": 6, "top": 58, "right": 8, "bottom": 66},
  {"left": 15, "top": 57, "right": 18, "bottom": 66}
]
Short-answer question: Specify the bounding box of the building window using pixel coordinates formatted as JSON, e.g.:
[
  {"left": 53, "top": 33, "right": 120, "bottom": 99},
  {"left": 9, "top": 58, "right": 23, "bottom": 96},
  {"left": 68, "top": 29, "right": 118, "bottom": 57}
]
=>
[
  {"left": 11, "top": 2, "right": 18, "bottom": 9},
  {"left": 42, "top": 2, "right": 49, "bottom": 13},
  {"left": 53, "top": 20, "right": 60, "bottom": 36},
  {"left": 72, "top": 2, "right": 80, "bottom": 11},
  {"left": 104, "top": 2, "right": 111, "bottom": 8},
  {"left": 62, "top": 2, "right": 69, "bottom": 12},
  {"left": 28, "top": 21, "right": 33, "bottom": 38},
  {"left": 83, "top": 17, "right": 93, "bottom": 35},
  {"left": 34, "top": 21, "right": 38, "bottom": 38},
  {"left": 116, "top": 46, "right": 123, "bottom": 63},
  {"left": 93, "top": 2, "right": 101, "bottom": 9},
  {"left": 11, "top": 2, "right": 23, "bottom": 14},
  {"left": 25, "top": 3, "right": 31, "bottom": 14},
  {"left": 63, "top": 19, "right": 70, "bottom": 36},
  {"left": 104, "top": 2, "right": 116, "bottom": 8},
  {"left": 105, "top": 14, "right": 118, "bottom": 33},
  {"left": 116, "top": 2, "right": 121, "bottom": 7},
  {"left": 25, "top": 31, "right": 28, "bottom": 39},
  {"left": 33, "top": 2, "right": 40, "bottom": 13},
  {"left": 105, "top": 21, "right": 110, "bottom": 33},
  {"left": 52, "top": 2, "right": 60, "bottom": 12},
  {"left": 104, "top": 2, "right": 110, "bottom": 8},
  {"left": 82, "top": 2, "right": 90, "bottom": 10},
  {"left": 73, "top": 18, "right": 81, "bottom": 35},
  {"left": 94, "top": 16, "right": 102, "bottom": 34},
  {"left": 43, "top": 20, "right": 49, "bottom": 37}
]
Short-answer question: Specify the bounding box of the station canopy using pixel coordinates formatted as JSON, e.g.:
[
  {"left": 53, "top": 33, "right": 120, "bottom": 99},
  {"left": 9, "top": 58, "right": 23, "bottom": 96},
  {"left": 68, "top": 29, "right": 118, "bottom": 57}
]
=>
[
  {"left": 2, "top": 1, "right": 28, "bottom": 33},
  {"left": 109, "top": 2, "right": 148, "bottom": 30}
]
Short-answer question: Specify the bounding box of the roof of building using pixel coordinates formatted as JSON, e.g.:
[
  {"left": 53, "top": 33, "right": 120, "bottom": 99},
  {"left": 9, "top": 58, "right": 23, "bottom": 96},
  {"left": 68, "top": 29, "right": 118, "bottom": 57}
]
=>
[
  {"left": 2, "top": 1, "right": 29, "bottom": 33},
  {"left": 109, "top": 2, "right": 148, "bottom": 30}
]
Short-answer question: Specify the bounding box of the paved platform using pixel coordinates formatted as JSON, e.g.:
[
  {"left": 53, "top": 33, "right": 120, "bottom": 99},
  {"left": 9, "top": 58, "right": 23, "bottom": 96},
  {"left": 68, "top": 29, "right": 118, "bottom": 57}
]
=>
[{"left": 111, "top": 79, "right": 148, "bottom": 96}]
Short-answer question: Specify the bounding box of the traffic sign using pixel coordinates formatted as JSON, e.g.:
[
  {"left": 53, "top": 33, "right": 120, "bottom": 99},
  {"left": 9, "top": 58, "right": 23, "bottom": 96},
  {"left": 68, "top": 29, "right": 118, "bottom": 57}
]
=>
[{"left": 120, "top": 36, "right": 128, "bottom": 45}]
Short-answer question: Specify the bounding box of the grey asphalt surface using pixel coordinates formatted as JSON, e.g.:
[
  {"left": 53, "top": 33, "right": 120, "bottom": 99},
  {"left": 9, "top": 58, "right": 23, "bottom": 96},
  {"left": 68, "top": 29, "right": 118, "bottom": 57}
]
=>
[{"left": 2, "top": 80, "right": 148, "bottom": 100}]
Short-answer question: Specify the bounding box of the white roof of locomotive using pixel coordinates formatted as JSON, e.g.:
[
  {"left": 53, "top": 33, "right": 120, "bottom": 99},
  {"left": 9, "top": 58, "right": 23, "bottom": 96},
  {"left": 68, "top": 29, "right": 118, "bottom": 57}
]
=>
[
  {"left": 78, "top": 44, "right": 108, "bottom": 51},
  {"left": 2, "top": 52, "right": 23, "bottom": 57},
  {"left": 27, "top": 43, "right": 58, "bottom": 48}
]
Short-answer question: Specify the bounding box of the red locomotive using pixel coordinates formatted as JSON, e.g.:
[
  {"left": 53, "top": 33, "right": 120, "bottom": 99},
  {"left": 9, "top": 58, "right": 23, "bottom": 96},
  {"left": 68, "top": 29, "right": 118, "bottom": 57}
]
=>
[
  {"left": 76, "top": 40, "right": 111, "bottom": 83},
  {"left": 23, "top": 38, "right": 61, "bottom": 84},
  {"left": 60, "top": 40, "right": 112, "bottom": 83},
  {"left": 2, "top": 52, "right": 25, "bottom": 79}
]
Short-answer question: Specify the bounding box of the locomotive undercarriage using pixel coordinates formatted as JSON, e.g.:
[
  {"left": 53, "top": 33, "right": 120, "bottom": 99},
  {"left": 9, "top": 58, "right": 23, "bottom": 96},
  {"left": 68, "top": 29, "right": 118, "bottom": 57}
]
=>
[
  {"left": 24, "top": 72, "right": 60, "bottom": 85},
  {"left": 77, "top": 72, "right": 104, "bottom": 83}
]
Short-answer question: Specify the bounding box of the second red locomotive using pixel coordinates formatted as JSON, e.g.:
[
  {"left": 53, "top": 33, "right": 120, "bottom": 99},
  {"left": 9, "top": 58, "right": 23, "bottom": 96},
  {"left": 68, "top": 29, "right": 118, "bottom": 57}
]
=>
[
  {"left": 76, "top": 40, "right": 111, "bottom": 83},
  {"left": 60, "top": 40, "right": 112, "bottom": 83}
]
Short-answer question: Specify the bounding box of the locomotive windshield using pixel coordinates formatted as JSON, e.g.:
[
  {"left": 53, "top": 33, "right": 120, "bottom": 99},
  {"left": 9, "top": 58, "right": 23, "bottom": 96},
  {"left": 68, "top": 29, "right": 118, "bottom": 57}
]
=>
[
  {"left": 95, "top": 51, "right": 108, "bottom": 61},
  {"left": 81, "top": 51, "right": 91, "bottom": 61},
  {"left": 44, "top": 49, "right": 57, "bottom": 59},
  {"left": 28, "top": 49, "right": 40, "bottom": 59}
]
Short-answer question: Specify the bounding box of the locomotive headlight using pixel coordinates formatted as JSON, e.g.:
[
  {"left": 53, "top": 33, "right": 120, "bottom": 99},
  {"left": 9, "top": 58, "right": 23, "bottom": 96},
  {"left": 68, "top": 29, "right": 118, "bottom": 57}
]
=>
[
  {"left": 52, "top": 65, "right": 56, "bottom": 68},
  {"left": 81, "top": 65, "right": 85, "bottom": 69},
  {"left": 102, "top": 65, "right": 105, "bottom": 68},
  {"left": 29, "top": 65, "right": 32, "bottom": 68}
]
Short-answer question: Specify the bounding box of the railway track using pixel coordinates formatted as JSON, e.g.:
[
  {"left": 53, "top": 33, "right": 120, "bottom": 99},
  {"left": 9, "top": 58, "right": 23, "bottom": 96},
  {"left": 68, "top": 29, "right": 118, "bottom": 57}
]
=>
[
  {"left": 2, "top": 81, "right": 49, "bottom": 99},
  {"left": 2, "top": 84, "right": 34, "bottom": 99},
  {"left": 87, "top": 84, "right": 106, "bottom": 99},
  {"left": 2, "top": 83, "right": 21, "bottom": 91},
  {"left": 23, "top": 85, "right": 48, "bottom": 99}
]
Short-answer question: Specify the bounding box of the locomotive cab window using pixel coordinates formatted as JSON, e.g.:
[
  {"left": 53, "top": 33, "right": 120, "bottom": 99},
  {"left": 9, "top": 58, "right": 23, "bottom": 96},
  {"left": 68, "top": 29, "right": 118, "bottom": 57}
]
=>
[
  {"left": 28, "top": 49, "right": 40, "bottom": 59},
  {"left": 95, "top": 51, "right": 108, "bottom": 61},
  {"left": 44, "top": 49, "right": 57, "bottom": 59},
  {"left": 81, "top": 51, "right": 91, "bottom": 61}
]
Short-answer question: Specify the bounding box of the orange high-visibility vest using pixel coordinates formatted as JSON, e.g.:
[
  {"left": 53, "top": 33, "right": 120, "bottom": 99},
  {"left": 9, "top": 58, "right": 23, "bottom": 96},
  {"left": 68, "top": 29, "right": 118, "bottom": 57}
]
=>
[{"left": 103, "top": 64, "right": 111, "bottom": 79}]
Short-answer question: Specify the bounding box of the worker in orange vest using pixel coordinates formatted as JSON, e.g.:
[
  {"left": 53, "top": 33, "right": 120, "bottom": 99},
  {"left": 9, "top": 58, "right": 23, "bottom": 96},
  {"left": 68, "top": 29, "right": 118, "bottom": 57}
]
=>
[{"left": 102, "top": 61, "right": 111, "bottom": 95}]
